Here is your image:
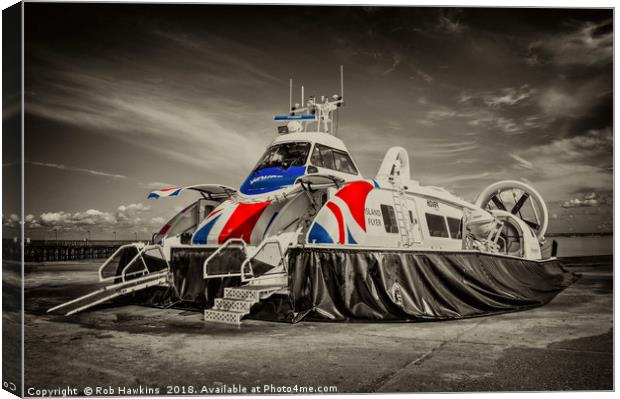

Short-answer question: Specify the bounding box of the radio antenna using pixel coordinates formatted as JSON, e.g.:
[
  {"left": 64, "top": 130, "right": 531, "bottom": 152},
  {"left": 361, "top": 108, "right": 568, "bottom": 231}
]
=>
[
  {"left": 289, "top": 78, "right": 293, "bottom": 111},
  {"left": 301, "top": 85, "right": 304, "bottom": 106},
  {"left": 340, "top": 65, "right": 344, "bottom": 98}
]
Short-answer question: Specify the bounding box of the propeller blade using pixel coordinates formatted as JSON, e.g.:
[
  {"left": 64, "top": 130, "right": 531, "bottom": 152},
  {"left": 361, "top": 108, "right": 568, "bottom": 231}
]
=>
[
  {"left": 511, "top": 192, "right": 530, "bottom": 215},
  {"left": 524, "top": 219, "right": 540, "bottom": 230},
  {"left": 491, "top": 195, "right": 507, "bottom": 211}
]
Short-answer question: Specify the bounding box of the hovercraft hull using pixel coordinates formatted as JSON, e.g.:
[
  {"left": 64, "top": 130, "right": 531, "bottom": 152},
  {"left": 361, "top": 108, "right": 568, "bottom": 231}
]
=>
[
  {"left": 273, "top": 248, "right": 577, "bottom": 322},
  {"left": 162, "top": 246, "right": 577, "bottom": 323}
]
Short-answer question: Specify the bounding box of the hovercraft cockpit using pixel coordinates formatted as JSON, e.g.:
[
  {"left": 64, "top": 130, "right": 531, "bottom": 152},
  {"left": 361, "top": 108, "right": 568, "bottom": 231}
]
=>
[{"left": 239, "top": 133, "right": 361, "bottom": 198}]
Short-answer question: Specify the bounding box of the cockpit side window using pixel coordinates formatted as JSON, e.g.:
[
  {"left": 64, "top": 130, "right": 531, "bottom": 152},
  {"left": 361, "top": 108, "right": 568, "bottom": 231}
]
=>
[
  {"left": 253, "top": 142, "right": 311, "bottom": 171},
  {"left": 311, "top": 144, "right": 335, "bottom": 170},
  {"left": 333, "top": 151, "right": 358, "bottom": 175},
  {"left": 311, "top": 144, "right": 358, "bottom": 175}
]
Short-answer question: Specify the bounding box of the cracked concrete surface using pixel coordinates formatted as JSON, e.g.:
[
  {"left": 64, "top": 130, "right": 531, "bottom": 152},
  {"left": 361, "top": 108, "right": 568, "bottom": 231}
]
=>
[{"left": 18, "top": 258, "right": 613, "bottom": 393}]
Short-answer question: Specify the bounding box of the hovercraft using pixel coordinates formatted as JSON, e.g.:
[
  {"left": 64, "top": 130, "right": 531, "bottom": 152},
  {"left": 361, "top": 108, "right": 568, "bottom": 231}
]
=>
[{"left": 48, "top": 68, "right": 576, "bottom": 324}]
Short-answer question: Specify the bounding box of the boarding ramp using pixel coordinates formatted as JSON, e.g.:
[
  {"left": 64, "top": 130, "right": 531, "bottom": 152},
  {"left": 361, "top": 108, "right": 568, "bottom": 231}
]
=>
[
  {"left": 47, "top": 271, "right": 170, "bottom": 316},
  {"left": 47, "top": 243, "right": 170, "bottom": 316}
]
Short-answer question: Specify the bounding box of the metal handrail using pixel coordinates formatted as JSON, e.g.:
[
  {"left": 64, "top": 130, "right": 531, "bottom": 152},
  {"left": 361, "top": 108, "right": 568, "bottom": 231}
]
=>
[
  {"left": 240, "top": 239, "right": 286, "bottom": 283},
  {"left": 98, "top": 243, "right": 145, "bottom": 282},
  {"left": 202, "top": 238, "right": 247, "bottom": 279},
  {"left": 98, "top": 243, "right": 170, "bottom": 283},
  {"left": 119, "top": 244, "right": 169, "bottom": 283}
]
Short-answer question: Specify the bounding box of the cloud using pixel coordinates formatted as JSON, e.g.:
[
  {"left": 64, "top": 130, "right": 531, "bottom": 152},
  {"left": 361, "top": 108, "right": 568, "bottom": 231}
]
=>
[
  {"left": 434, "top": 171, "right": 495, "bottom": 185},
  {"left": 538, "top": 89, "right": 581, "bottom": 118},
  {"left": 509, "top": 153, "right": 534, "bottom": 170},
  {"left": 37, "top": 203, "right": 154, "bottom": 230},
  {"left": 458, "top": 92, "right": 473, "bottom": 103},
  {"left": 381, "top": 53, "right": 402, "bottom": 75},
  {"left": 457, "top": 85, "right": 535, "bottom": 108},
  {"left": 437, "top": 15, "right": 465, "bottom": 34},
  {"left": 151, "top": 29, "right": 281, "bottom": 84},
  {"left": 117, "top": 203, "right": 150, "bottom": 213},
  {"left": 526, "top": 128, "right": 612, "bottom": 161},
  {"left": 2, "top": 214, "right": 20, "bottom": 228},
  {"left": 426, "top": 109, "right": 459, "bottom": 121},
  {"left": 26, "top": 41, "right": 277, "bottom": 177},
  {"left": 484, "top": 85, "right": 534, "bottom": 107},
  {"left": 423, "top": 140, "right": 480, "bottom": 156},
  {"left": 3, "top": 213, "right": 44, "bottom": 229},
  {"left": 420, "top": 108, "right": 538, "bottom": 135},
  {"left": 562, "top": 192, "right": 600, "bottom": 208},
  {"left": 29, "top": 161, "right": 127, "bottom": 180},
  {"left": 408, "top": 63, "right": 433, "bottom": 84},
  {"left": 419, "top": 87, "right": 550, "bottom": 136},
  {"left": 466, "top": 112, "right": 539, "bottom": 135},
  {"left": 150, "top": 216, "right": 165, "bottom": 226},
  {"left": 73, "top": 209, "right": 117, "bottom": 225},
  {"left": 584, "top": 192, "right": 597, "bottom": 200},
  {"left": 116, "top": 203, "right": 151, "bottom": 223},
  {"left": 526, "top": 19, "right": 612, "bottom": 67},
  {"left": 513, "top": 128, "right": 612, "bottom": 201},
  {"left": 40, "top": 209, "right": 116, "bottom": 227}
]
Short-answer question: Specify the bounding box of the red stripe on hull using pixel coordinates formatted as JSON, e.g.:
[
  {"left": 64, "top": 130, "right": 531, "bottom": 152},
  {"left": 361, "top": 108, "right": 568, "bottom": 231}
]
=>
[
  {"left": 335, "top": 181, "right": 374, "bottom": 231},
  {"left": 218, "top": 201, "right": 271, "bottom": 244},
  {"left": 206, "top": 208, "right": 223, "bottom": 219},
  {"left": 326, "top": 201, "right": 345, "bottom": 244},
  {"left": 158, "top": 224, "right": 171, "bottom": 235}
]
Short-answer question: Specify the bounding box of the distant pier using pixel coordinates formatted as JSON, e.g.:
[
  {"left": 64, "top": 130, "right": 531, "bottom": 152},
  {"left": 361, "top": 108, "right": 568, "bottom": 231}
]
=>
[{"left": 3, "top": 239, "right": 137, "bottom": 262}]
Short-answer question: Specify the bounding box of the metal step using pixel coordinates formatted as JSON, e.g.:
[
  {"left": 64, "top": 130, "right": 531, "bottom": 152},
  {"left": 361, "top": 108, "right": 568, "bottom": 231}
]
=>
[
  {"left": 204, "top": 308, "right": 246, "bottom": 324},
  {"left": 204, "top": 284, "right": 286, "bottom": 325},
  {"left": 223, "top": 285, "right": 283, "bottom": 301},
  {"left": 214, "top": 297, "right": 255, "bottom": 312}
]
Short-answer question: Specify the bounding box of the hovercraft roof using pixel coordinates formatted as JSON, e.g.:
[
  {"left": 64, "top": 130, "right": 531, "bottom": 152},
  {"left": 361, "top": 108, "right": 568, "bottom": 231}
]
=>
[{"left": 270, "top": 132, "right": 349, "bottom": 153}]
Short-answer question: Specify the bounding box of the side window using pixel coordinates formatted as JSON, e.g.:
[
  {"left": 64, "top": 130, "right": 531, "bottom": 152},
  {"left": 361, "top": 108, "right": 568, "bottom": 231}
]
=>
[
  {"left": 380, "top": 204, "right": 399, "bottom": 234},
  {"left": 333, "top": 151, "right": 358, "bottom": 175},
  {"left": 311, "top": 144, "right": 358, "bottom": 175},
  {"left": 165, "top": 203, "right": 200, "bottom": 237},
  {"left": 447, "top": 217, "right": 462, "bottom": 239},
  {"left": 310, "top": 145, "right": 322, "bottom": 166},
  {"left": 425, "top": 213, "right": 449, "bottom": 238},
  {"left": 311, "top": 144, "right": 335, "bottom": 170}
]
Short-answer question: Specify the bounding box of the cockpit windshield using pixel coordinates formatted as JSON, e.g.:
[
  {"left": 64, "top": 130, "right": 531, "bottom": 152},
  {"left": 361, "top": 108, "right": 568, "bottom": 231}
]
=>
[{"left": 253, "top": 142, "right": 311, "bottom": 172}]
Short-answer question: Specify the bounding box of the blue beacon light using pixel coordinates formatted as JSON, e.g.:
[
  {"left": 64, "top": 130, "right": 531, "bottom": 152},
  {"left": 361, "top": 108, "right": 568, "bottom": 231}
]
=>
[{"left": 273, "top": 115, "right": 317, "bottom": 121}]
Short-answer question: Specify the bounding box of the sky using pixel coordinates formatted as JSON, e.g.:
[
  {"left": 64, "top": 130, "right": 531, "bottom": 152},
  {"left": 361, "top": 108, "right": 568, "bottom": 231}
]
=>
[{"left": 2, "top": 4, "right": 613, "bottom": 239}]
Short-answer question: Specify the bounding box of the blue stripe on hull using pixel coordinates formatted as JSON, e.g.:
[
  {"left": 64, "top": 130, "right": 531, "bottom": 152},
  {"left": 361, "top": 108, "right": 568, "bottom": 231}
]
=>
[
  {"left": 191, "top": 214, "right": 221, "bottom": 244},
  {"left": 307, "top": 223, "right": 334, "bottom": 244}
]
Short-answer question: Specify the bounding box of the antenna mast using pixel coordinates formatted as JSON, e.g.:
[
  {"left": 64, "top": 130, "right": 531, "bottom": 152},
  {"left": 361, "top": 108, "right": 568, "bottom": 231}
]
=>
[
  {"left": 340, "top": 65, "right": 344, "bottom": 99},
  {"left": 289, "top": 78, "right": 293, "bottom": 111},
  {"left": 273, "top": 66, "right": 345, "bottom": 135}
]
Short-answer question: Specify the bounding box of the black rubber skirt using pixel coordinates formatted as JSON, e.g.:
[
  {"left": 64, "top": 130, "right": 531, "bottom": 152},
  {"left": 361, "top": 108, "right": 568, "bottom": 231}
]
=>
[{"left": 252, "top": 248, "right": 578, "bottom": 323}]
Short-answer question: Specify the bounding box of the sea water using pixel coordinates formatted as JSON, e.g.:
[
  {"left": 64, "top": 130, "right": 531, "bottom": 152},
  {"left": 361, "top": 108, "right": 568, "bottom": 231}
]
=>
[{"left": 546, "top": 235, "right": 613, "bottom": 258}]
